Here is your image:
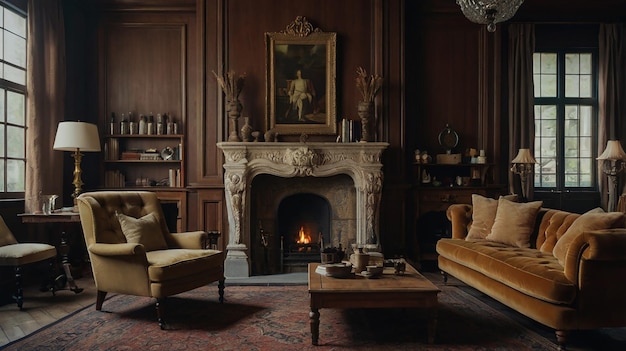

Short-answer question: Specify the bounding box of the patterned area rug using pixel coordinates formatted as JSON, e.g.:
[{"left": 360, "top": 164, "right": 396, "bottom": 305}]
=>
[{"left": 2, "top": 275, "right": 623, "bottom": 351}]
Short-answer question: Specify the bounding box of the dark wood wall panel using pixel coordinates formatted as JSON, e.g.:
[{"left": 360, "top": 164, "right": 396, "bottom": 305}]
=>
[
  {"left": 102, "top": 24, "right": 185, "bottom": 125},
  {"left": 196, "top": 189, "right": 225, "bottom": 250}
]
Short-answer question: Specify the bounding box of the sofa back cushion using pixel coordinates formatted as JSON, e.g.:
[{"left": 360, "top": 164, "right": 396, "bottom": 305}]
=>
[{"left": 536, "top": 209, "right": 580, "bottom": 253}]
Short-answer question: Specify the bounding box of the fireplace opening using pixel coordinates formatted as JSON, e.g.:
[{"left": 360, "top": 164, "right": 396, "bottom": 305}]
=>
[
  {"left": 278, "top": 193, "right": 330, "bottom": 272},
  {"left": 250, "top": 174, "right": 356, "bottom": 276}
]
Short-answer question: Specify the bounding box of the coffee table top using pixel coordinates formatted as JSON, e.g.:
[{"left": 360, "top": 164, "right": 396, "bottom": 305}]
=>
[{"left": 308, "top": 262, "right": 440, "bottom": 293}]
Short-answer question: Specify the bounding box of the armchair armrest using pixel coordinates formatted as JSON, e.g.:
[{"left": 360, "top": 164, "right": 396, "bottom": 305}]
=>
[
  {"left": 446, "top": 204, "right": 473, "bottom": 239},
  {"left": 88, "top": 242, "right": 146, "bottom": 257},
  {"left": 164, "top": 231, "right": 208, "bottom": 249}
]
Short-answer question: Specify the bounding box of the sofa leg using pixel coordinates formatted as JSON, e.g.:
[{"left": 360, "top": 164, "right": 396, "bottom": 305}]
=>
[
  {"left": 440, "top": 270, "right": 448, "bottom": 285},
  {"left": 555, "top": 330, "right": 568, "bottom": 350},
  {"left": 218, "top": 278, "right": 225, "bottom": 303},
  {"left": 95, "top": 290, "right": 107, "bottom": 311}
]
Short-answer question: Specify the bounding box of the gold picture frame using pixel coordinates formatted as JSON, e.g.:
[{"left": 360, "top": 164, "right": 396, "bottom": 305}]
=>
[{"left": 265, "top": 17, "right": 337, "bottom": 135}]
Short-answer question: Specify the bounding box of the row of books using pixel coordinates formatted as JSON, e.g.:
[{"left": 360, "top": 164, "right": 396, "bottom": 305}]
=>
[
  {"left": 104, "top": 170, "right": 126, "bottom": 188},
  {"left": 104, "top": 139, "right": 182, "bottom": 161}
]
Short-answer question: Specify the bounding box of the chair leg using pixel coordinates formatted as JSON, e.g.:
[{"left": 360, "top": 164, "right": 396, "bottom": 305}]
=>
[
  {"left": 156, "top": 298, "right": 166, "bottom": 330},
  {"left": 440, "top": 270, "right": 448, "bottom": 285},
  {"left": 95, "top": 290, "right": 107, "bottom": 311},
  {"left": 555, "top": 330, "right": 569, "bottom": 350},
  {"left": 13, "top": 265, "right": 23, "bottom": 310},
  {"left": 218, "top": 278, "right": 225, "bottom": 303}
]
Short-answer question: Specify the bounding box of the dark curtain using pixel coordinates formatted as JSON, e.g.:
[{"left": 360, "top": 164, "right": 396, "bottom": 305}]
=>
[
  {"left": 598, "top": 24, "right": 626, "bottom": 210},
  {"left": 25, "top": 0, "right": 65, "bottom": 213},
  {"left": 507, "top": 24, "right": 535, "bottom": 199}
]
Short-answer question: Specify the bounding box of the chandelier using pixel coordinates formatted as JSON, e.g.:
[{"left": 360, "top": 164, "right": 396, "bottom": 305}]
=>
[{"left": 456, "top": 0, "right": 525, "bottom": 32}]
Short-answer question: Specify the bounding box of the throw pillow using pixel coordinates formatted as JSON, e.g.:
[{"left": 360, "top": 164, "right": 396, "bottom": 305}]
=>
[
  {"left": 466, "top": 194, "right": 499, "bottom": 240},
  {"left": 466, "top": 194, "right": 520, "bottom": 240},
  {"left": 485, "top": 198, "right": 543, "bottom": 248},
  {"left": 552, "top": 208, "right": 625, "bottom": 266},
  {"left": 116, "top": 211, "right": 168, "bottom": 251}
]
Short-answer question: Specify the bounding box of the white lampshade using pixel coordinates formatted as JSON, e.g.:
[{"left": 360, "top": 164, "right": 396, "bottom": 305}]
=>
[
  {"left": 53, "top": 121, "right": 101, "bottom": 152},
  {"left": 597, "top": 140, "right": 626, "bottom": 161},
  {"left": 511, "top": 148, "right": 536, "bottom": 164}
]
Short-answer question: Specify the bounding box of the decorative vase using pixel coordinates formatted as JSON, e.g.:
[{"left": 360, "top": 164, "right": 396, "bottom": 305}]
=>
[
  {"left": 240, "top": 116, "right": 253, "bottom": 142},
  {"left": 357, "top": 101, "right": 373, "bottom": 142},
  {"left": 226, "top": 100, "right": 243, "bottom": 142}
]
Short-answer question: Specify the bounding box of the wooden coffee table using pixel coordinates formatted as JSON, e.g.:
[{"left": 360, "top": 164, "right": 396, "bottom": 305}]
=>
[{"left": 308, "top": 262, "right": 440, "bottom": 345}]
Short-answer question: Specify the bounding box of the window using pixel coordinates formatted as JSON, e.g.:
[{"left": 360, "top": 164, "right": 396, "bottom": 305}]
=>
[
  {"left": 533, "top": 51, "right": 597, "bottom": 190},
  {"left": 0, "top": 1, "right": 26, "bottom": 195}
]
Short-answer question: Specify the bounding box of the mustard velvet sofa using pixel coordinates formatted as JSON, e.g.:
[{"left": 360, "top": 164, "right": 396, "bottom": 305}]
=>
[{"left": 437, "top": 203, "right": 626, "bottom": 350}]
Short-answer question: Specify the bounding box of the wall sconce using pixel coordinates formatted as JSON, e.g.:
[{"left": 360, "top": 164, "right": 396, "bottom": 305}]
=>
[
  {"left": 510, "top": 148, "right": 536, "bottom": 201},
  {"left": 456, "top": 0, "right": 525, "bottom": 32},
  {"left": 53, "top": 121, "right": 101, "bottom": 202},
  {"left": 597, "top": 140, "right": 626, "bottom": 212}
]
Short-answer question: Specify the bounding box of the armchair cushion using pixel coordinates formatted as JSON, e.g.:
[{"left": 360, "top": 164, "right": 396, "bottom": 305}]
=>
[{"left": 116, "top": 211, "right": 168, "bottom": 251}]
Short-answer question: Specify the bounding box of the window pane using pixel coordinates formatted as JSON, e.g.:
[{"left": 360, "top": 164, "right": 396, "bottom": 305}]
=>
[
  {"left": 534, "top": 53, "right": 557, "bottom": 97},
  {"left": 6, "top": 90, "right": 24, "bottom": 125},
  {"left": 540, "top": 74, "right": 557, "bottom": 97},
  {"left": 6, "top": 159, "right": 24, "bottom": 191},
  {"left": 4, "top": 31, "right": 25, "bottom": 68},
  {"left": 0, "top": 88, "right": 4, "bottom": 122},
  {"left": 565, "top": 54, "right": 579, "bottom": 74},
  {"left": 580, "top": 137, "right": 592, "bottom": 157},
  {"left": 579, "top": 74, "right": 592, "bottom": 97},
  {"left": 7, "top": 125, "right": 23, "bottom": 157},
  {"left": 579, "top": 106, "right": 592, "bottom": 136},
  {"left": 4, "top": 64, "right": 25, "bottom": 85},
  {"left": 0, "top": 126, "right": 3, "bottom": 156},
  {"left": 565, "top": 74, "right": 580, "bottom": 97},
  {"left": 4, "top": 8, "right": 26, "bottom": 38},
  {"left": 541, "top": 53, "right": 557, "bottom": 73},
  {"left": 0, "top": 159, "right": 4, "bottom": 192}
]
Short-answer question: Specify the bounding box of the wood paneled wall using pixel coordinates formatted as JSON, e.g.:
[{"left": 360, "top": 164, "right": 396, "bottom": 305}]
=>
[{"left": 82, "top": 0, "right": 625, "bottom": 259}]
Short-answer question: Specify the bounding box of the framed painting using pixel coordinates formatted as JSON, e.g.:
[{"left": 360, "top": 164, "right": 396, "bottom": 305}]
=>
[{"left": 265, "top": 17, "right": 337, "bottom": 135}]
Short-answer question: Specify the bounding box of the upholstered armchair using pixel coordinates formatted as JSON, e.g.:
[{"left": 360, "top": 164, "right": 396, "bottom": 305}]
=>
[
  {"left": 0, "top": 215, "right": 57, "bottom": 310},
  {"left": 76, "top": 191, "right": 225, "bottom": 329}
]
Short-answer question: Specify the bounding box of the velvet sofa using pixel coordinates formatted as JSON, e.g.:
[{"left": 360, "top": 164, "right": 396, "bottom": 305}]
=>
[{"left": 436, "top": 195, "right": 626, "bottom": 350}]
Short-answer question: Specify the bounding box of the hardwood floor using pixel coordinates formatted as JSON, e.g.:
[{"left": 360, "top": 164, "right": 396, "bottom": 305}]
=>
[{"left": 0, "top": 269, "right": 97, "bottom": 347}]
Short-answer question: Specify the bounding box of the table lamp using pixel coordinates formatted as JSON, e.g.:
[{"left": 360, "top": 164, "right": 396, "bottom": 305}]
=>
[
  {"left": 53, "top": 121, "right": 101, "bottom": 203},
  {"left": 597, "top": 140, "right": 626, "bottom": 212},
  {"left": 510, "top": 148, "right": 536, "bottom": 201}
]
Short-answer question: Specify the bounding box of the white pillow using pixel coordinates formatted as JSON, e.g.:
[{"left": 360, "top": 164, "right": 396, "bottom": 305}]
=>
[{"left": 485, "top": 198, "right": 542, "bottom": 248}]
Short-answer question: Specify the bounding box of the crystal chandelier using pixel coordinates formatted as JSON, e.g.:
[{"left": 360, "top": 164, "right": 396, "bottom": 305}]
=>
[{"left": 456, "top": 0, "right": 525, "bottom": 32}]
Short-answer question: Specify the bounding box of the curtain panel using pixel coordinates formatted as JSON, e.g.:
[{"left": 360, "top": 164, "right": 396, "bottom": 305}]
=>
[
  {"left": 507, "top": 24, "right": 535, "bottom": 199},
  {"left": 598, "top": 24, "right": 626, "bottom": 207},
  {"left": 25, "top": 0, "right": 65, "bottom": 213}
]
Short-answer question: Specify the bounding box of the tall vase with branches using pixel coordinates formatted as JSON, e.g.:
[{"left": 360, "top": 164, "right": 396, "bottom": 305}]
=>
[
  {"left": 213, "top": 70, "right": 246, "bottom": 142},
  {"left": 355, "top": 67, "right": 383, "bottom": 142}
]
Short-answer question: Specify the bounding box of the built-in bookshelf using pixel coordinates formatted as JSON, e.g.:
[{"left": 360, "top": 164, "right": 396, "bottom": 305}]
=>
[{"left": 102, "top": 134, "right": 184, "bottom": 190}]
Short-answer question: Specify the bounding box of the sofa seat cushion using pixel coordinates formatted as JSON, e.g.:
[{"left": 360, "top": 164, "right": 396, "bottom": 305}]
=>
[
  {"left": 147, "top": 249, "right": 223, "bottom": 282},
  {"left": 437, "top": 238, "right": 576, "bottom": 305}
]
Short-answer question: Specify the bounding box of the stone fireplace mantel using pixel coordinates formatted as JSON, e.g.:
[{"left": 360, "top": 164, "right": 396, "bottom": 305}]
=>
[{"left": 217, "top": 141, "right": 389, "bottom": 277}]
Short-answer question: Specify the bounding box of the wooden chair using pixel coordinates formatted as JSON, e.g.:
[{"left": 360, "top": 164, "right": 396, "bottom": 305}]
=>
[
  {"left": 76, "top": 191, "right": 225, "bottom": 329},
  {"left": 0, "top": 215, "right": 57, "bottom": 310}
]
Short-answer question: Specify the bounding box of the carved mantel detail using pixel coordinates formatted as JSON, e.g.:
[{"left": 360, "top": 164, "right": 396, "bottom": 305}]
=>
[{"left": 217, "top": 142, "right": 389, "bottom": 278}]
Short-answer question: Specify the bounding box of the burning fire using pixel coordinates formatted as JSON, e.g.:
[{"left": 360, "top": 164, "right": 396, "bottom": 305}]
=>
[{"left": 296, "top": 226, "right": 312, "bottom": 244}]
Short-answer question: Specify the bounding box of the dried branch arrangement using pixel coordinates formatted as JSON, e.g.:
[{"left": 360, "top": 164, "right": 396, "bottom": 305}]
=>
[
  {"left": 355, "top": 67, "right": 383, "bottom": 102},
  {"left": 213, "top": 70, "right": 246, "bottom": 101}
]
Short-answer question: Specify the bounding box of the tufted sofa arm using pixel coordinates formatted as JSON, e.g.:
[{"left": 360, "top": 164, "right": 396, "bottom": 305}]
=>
[{"left": 446, "top": 204, "right": 473, "bottom": 239}]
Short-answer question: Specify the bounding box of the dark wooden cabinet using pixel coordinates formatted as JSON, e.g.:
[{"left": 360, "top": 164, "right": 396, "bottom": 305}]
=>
[{"left": 413, "top": 163, "right": 505, "bottom": 265}]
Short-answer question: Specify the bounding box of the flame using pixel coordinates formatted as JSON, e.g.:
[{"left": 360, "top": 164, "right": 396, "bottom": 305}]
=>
[{"left": 296, "top": 226, "right": 312, "bottom": 244}]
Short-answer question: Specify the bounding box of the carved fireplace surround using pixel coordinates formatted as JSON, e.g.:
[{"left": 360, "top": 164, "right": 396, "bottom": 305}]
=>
[{"left": 217, "top": 142, "right": 389, "bottom": 277}]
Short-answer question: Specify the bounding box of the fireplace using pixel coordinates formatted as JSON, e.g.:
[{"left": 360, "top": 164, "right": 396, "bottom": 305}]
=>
[
  {"left": 217, "top": 141, "right": 388, "bottom": 277},
  {"left": 250, "top": 176, "right": 350, "bottom": 275}
]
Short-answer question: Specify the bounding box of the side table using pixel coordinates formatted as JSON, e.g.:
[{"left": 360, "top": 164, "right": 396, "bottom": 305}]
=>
[{"left": 19, "top": 212, "right": 84, "bottom": 294}]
